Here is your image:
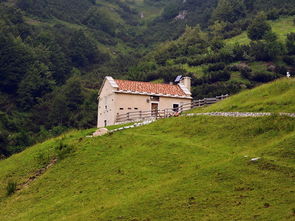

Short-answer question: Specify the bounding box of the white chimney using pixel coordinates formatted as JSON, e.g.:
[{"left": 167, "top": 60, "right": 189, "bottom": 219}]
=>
[{"left": 180, "top": 77, "right": 191, "bottom": 92}]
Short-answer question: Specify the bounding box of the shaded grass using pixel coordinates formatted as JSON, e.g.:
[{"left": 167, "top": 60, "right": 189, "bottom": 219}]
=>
[
  {"left": 0, "top": 114, "right": 294, "bottom": 220},
  {"left": 190, "top": 78, "right": 295, "bottom": 113}
]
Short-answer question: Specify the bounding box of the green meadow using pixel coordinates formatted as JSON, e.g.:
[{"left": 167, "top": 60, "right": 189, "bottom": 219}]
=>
[
  {"left": 191, "top": 78, "right": 295, "bottom": 113},
  {"left": 0, "top": 79, "right": 295, "bottom": 220},
  {"left": 225, "top": 16, "right": 295, "bottom": 45}
]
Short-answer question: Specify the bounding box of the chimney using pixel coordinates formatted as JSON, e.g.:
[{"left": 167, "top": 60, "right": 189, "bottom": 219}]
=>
[{"left": 180, "top": 77, "right": 191, "bottom": 92}]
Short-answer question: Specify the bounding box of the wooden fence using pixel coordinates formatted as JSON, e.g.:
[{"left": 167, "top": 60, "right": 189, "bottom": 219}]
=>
[{"left": 115, "top": 94, "right": 228, "bottom": 123}]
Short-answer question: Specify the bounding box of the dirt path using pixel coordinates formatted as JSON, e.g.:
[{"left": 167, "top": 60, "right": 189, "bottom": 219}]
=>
[{"left": 16, "top": 158, "right": 57, "bottom": 191}]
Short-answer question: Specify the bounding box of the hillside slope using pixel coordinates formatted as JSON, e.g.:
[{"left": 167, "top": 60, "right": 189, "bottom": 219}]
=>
[
  {"left": 190, "top": 78, "right": 295, "bottom": 113},
  {"left": 0, "top": 84, "right": 295, "bottom": 220}
]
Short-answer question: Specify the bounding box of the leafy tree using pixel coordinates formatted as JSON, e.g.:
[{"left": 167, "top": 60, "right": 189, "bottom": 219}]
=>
[
  {"left": 161, "top": 1, "right": 180, "bottom": 19},
  {"left": 213, "top": 0, "right": 246, "bottom": 23},
  {"left": 249, "top": 40, "right": 284, "bottom": 61},
  {"left": 286, "top": 32, "right": 295, "bottom": 55},
  {"left": 0, "top": 34, "right": 32, "bottom": 94},
  {"left": 17, "top": 62, "right": 55, "bottom": 110},
  {"left": 83, "top": 7, "right": 117, "bottom": 36},
  {"left": 68, "top": 30, "right": 107, "bottom": 68},
  {"left": 247, "top": 14, "right": 271, "bottom": 40}
]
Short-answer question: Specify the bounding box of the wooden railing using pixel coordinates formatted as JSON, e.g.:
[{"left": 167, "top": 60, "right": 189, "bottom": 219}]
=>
[{"left": 115, "top": 94, "right": 228, "bottom": 123}]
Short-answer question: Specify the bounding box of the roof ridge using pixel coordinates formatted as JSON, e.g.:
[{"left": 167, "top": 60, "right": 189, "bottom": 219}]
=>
[{"left": 115, "top": 79, "right": 178, "bottom": 86}]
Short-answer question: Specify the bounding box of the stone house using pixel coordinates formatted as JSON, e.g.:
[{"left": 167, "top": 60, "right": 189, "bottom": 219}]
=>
[{"left": 97, "top": 76, "right": 192, "bottom": 127}]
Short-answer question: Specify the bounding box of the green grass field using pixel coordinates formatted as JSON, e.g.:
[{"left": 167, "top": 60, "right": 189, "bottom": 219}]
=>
[
  {"left": 191, "top": 78, "right": 295, "bottom": 113},
  {"left": 0, "top": 78, "right": 295, "bottom": 220},
  {"left": 225, "top": 16, "right": 295, "bottom": 45}
]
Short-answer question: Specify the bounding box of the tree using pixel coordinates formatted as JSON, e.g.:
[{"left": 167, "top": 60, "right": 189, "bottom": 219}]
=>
[
  {"left": 286, "top": 32, "right": 295, "bottom": 55},
  {"left": 0, "top": 34, "right": 32, "bottom": 94},
  {"left": 68, "top": 30, "right": 106, "bottom": 68},
  {"left": 213, "top": 0, "right": 246, "bottom": 23},
  {"left": 17, "top": 62, "right": 55, "bottom": 110},
  {"left": 247, "top": 14, "right": 271, "bottom": 40}
]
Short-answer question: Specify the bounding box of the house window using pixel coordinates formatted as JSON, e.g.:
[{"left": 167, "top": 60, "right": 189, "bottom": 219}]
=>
[
  {"left": 120, "top": 108, "right": 124, "bottom": 110},
  {"left": 134, "top": 108, "right": 138, "bottom": 110},
  {"left": 128, "top": 107, "right": 132, "bottom": 110},
  {"left": 105, "top": 105, "right": 107, "bottom": 110},
  {"left": 150, "top": 96, "right": 159, "bottom": 101},
  {"left": 173, "top": 104, "right": 179, "bottom": 112}
]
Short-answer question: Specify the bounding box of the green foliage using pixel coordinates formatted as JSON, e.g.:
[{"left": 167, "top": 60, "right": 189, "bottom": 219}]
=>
[
  {"left": 17, "top": 62, "right": 55, "bottom": 110},
  {"left": 69, "top": 30, "right": 108, "bottom": 68},
  {"left": 6, "top": 181, "right": 17, "bottom": 196},
  {"left": 161, "top": 0, "right": 180, "bottom": 19},
  {"left": 83, "top": 7, "right": 117, "bottom": 36},
  {"left": 251, "top": 71, "right": 276, "bottom": 82},
  {"left": 16, "top": 0, "right": 94, "bottom": 23},
  {"left": 247, "top": 14, "right": 271, "bottom": 40},
  {"left": 213, "top": 0, "right": 246, "bottom": 23},
  {"left": 0, "top": 33, "right": 33, "bottom": 94},
  {"left": 55, "top": 140, "right": 74, "bottom": 160},
  {"left": 249, "top": 40, "right": 284, "bottom": 61},
  {"left": 286, "top": 32, "right": 295, "bottom": 55}
]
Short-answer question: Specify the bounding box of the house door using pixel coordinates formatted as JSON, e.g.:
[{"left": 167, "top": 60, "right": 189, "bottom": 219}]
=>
[{"left": 151, "top": 103, "right": 158, "bottom": 117}]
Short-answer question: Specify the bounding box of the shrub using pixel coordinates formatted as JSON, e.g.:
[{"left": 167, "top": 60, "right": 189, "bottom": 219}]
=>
[
  {"left": 228, "top": 65, "right": 240, "bottom": 72},
  {"left": 207, "top": 70, "right": 231, "bottom": 83},
  {"left": 55, "top": 141, "right": 74, "bottom": 160},
  {"left": 267, "top": 9, "right": 280, "bottom": 20},
  {"left": 251, "top": 71, "right": 276, "bottom": 82},
  {"left": 6, "top": 181, "right": 17, "bottom": 196},
  {"left": 232, "top": 44, "right": 250, "bottom": 61},
  {"left": 274, "top": 65, "right": 288, "bottom": 76},
  {"left": 286, "top": 33, "right": 295, "bottom": 55},
  {"left": 174, "top": 57, "right": 187, "bottom": 64},
  {"left": 247, "top": 14, "right": 271, "bottom": 40},
  {"left": 188, "top": 57, "right": 203, "bottom": 66},
  {"left": 206, "top": 62, "right": 226, "bottom": 72},
  {"left": 283, "top": 55, "right": 295, "bottom": 65},
  {"left": 250, "top": 40, "right": 284, "bottom": 61}
]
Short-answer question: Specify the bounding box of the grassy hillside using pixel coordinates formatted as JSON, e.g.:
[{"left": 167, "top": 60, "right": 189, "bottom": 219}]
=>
[
  {"left": 225, "top": 16, "right": 295, "bottom": 45},
  {"left": 0, "top": 114, "right": 294, "bottom": 219},
  {"left": 190, "top": 78, "right": 295, "bottom": 113}
]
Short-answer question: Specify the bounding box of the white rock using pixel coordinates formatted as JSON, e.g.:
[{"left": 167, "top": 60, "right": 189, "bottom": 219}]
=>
[
  {"left": 250, "top": 157, "right": 261, "bottom": 162},
  {"left": 93, "top": 128, "right": 109, "bottom": 137}
]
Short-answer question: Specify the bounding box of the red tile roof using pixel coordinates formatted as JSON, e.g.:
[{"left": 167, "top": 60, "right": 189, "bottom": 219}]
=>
[{"left": 115, "top": 79, "right": 187, "bottom": 97}]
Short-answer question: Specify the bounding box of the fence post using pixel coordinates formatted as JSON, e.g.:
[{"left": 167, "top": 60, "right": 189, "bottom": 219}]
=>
[{"left": 127, "top": 112, "right": 129, "bottom": 120}]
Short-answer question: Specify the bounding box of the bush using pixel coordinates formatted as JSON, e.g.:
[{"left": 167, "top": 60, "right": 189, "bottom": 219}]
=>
[
  {"left": 206, "top": 63, "right": 226, "bottom": 72},
  {"left": 6, "top": 181, "right": 17, "bottom": 196},
  {"left": 251, "top": 71, "right": 276, "bottom": 82},
  {"left": 247, "top": 14, "right": 271, "bottom": 40},
  {"left": 174, "top": 57, "right": 188, "bottom": 64},
  {"left": 55, "top": 141, "right": 74, "bottom": 160},
  {"left": 286, "top": 33, "right": 295, "bottom": 55},
  {"left": 232, "top": 44, "right": 250, "bottom": 61},
  {"left": 275, "top": 65, "right": 288, "bottom": 76},
  {"left": 240, "top": 66, "right": 252, "bottom": 79},
  {"left": 207, "top": 70, "right": 231, "bottom": 83},
  {"left": 283, "top": 55, "right": 295, "bottom": 65},
  {"left": 267, "top": 9, "right": 280, "bottom": 20},
  {"left": 250, "top": 40, "right": 284, "bottom": 61},
  {"left": 228, "top": 65, "right": 240, "bottom": 72},
  {"left": 188, "top": 56, "right": 204, "bottom": 66}
]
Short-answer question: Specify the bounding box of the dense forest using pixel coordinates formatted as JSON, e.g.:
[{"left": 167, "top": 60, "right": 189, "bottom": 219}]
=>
[{"left": 0, "top": 0, "right": 295, "bottom": 157}]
